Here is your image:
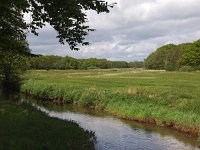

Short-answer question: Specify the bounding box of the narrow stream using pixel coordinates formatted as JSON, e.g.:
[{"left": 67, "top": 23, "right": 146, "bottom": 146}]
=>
[{"left": 23, "top": 97, "right": 200, "bottom": 150}]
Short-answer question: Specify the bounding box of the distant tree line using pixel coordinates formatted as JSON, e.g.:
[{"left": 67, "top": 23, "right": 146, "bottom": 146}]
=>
[
  {"left": 28, "top": 39, "right": 200, "bottom": 71},
  {"left": 28, "top": 55, "right": 144, "bottom": 70},
  {"left": 144, "top": 40, "right": 200, "bottom": 71}
]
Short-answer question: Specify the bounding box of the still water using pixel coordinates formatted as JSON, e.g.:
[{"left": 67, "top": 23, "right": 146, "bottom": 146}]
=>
[{"left": 23, "top": 97, "right": 200, "bottom": 150}]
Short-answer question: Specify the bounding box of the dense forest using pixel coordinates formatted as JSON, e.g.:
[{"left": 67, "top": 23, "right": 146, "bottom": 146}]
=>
[
  {"left": 28, "top": 56, "right": 144, "bottom": 70},
  {"left": 144, "top": 39, "right": 200, "bottom": 71}
]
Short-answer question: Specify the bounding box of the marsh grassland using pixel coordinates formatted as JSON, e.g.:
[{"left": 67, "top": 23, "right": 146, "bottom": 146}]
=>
[{"left": 21, "top": 69, "right": 200, "bottom": 137}]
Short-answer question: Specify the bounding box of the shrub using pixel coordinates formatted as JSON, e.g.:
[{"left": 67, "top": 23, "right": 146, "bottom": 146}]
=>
[
  {"left": 87, "top": 66, "right": 100, "bottom": 70},
  {"left": 179, "top": 66, "right": 195, "bottom": 72},
  {"left": 193, "top": 65, "right": 200, "bottom": 71}
]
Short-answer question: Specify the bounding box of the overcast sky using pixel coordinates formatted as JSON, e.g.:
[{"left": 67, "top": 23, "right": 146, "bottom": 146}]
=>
[{"left": 27, "top": 0, "right": 200, "bottom": 61}]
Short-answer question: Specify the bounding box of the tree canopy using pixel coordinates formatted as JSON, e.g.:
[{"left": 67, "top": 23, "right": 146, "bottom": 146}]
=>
[
  {"left": 144, "top": 40, "right": 200, "bottom": 71},
  {"left": 0, "top": 0, "right": 113, "bottom": 51},
  {"left": 28, "top": 55, "right": 143, "bottom": 70},
  {"left": 0, "top": 0, "right": 114, "bottom": 89}
]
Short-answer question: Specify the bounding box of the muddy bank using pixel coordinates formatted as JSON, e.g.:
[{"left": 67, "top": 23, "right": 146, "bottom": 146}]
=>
[{"left": 120, "top": 115, "right": 198, "bottom": 137}]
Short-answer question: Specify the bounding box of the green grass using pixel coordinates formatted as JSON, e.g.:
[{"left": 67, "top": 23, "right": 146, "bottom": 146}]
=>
[
  {"left": 21, "top": 69, "right": 200, "bottom": 135},
  {"left": 0, "top": 95, "right": 95, "bottom": 150}
]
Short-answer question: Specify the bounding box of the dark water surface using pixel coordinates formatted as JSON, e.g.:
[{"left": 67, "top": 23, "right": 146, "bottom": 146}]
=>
[{"left": 22, "top": 96, "right": 200, "bottom": 150}]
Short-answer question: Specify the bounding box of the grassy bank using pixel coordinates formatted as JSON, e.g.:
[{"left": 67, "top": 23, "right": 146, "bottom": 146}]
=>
[
  {"left": 21, "top": 69, "right": 200, "bottom": 137},
  {"left": 0, "top": 94, "right": 95, "bottom": 150}
]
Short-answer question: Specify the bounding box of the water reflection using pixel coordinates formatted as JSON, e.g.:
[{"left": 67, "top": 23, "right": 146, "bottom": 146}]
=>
[{"left": 26, "top": 100, "right": 200, "bottom": 150}]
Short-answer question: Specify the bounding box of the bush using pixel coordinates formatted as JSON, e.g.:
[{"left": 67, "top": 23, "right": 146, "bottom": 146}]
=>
[
  {"left": 179, "top": 66, "right": 195, "bottom": 72},
  {"left": 193, "top": 65, "right": 200, "bottom": 71},
  {"left": 87, "top": 66, "right": 100, "bottom": 70},
  {"left": 0, "top": 52, "right": 29, "bottom": 91},
  {"left": 165, "top": 65, "right": 176, "bottom": 71}
]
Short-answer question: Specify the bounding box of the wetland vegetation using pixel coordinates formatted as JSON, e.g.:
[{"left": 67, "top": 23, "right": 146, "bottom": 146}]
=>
[
  {"left": 2, "top": 1, "right": 200, "bottom": 149},
  {"left": 21, "top": 69, "right": 200, "bottom": 138}
]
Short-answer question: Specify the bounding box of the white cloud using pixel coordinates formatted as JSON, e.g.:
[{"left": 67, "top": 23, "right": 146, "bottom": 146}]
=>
[{"left": 28, "top": 0, "right": 200, "bottom": 61}]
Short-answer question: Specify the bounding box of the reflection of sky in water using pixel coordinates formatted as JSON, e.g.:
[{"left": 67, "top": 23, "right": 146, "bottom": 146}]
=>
[{"left": 32, "top": 103, "right": 199, "bottom": 150}]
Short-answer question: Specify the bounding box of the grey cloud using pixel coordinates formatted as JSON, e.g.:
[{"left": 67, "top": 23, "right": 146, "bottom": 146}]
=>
[{"left": 28, "top": 0, "right": 200, "bottom": 61}]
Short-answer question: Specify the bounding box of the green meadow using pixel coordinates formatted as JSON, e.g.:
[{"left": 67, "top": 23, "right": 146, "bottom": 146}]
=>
[{"left": 21, "top": 69, "right": 200, "bottom": 135}]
